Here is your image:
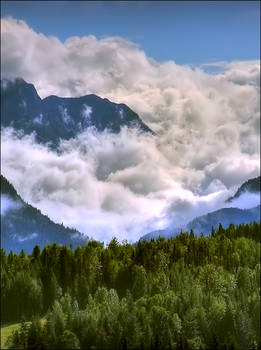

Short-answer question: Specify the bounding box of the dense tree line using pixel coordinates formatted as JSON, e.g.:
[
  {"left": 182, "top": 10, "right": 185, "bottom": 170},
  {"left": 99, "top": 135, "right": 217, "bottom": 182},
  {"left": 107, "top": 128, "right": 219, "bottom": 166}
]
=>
[{"left": 1, "top": 222, "right": 260, "bottom": 349}]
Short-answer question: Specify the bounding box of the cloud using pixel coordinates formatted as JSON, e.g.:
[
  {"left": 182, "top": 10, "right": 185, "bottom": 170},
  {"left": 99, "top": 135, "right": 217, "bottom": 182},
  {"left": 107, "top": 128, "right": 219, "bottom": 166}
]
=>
[
  {"left": 1, "top": 17, "right": 260, "bottom": 241},
  {"left": 200, "top": 61, "right": 260, "bottom": 86},
  {"left": 1, "top": 194, "right": 22, "bottom": 216},
  {"left": 1, "top": 126, "right": 259, "bottom": 243},
  {"left": 11, "top": 232, "right": 38, "bottom": 242},
  {"left": 221, "top": 61, "right": 260, "bottom": 86},
  {"left": 227, "top": 192, "right": 260, "bottom": 210},
  {"left": 1, "top": 127, "right": 170, "bottom": 242}
]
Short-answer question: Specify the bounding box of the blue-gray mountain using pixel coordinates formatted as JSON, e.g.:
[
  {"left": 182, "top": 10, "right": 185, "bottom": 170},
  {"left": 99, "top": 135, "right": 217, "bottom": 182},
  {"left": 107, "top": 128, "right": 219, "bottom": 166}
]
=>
[
  {"left": 1, "top": 175, "right": 89, "bottom": 253},
  {"left": 140, "top": 206, "right": 260, "bottom": 241},
  {"left": 186, "top": 205, "right": 260, "bottom": 234},
  {"left": 140, "top": 176, "right": 260, "bottom": 241},
  {"left": 1, "top": 78, "right": 153, "bottom": 147}
]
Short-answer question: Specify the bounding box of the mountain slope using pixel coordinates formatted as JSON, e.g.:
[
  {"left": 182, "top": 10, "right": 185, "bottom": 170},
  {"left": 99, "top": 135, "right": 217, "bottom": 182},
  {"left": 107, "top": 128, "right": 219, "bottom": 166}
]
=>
[
  {"left": 139, "top": 228, "right": 179, "bottom": 241},
  {"left": 140, "top": 205, "right": 260, "bottom": 241},
  {"left": 186, "top": 205, "right": 260, "bottom": 234},
  {"left": 227, "top": 176, "right": 260, "bottom": 202},
  {"left": 1, "top": 78, "right": 153, "bottom": 146},
  {"left": 1, "top": 175, "right": 89, "bottom": 253},
  {"left": 140, "top": 176, "right": 261, "bottom": 241}
]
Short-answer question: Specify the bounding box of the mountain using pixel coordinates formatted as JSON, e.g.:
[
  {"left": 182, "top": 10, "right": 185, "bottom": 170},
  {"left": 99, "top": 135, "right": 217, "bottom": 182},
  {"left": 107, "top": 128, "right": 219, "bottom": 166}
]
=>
[
  {"left": 1, "top": 174, "right": 89, "bottom": 253},
  {"left": 226, "top": 176, "right": 260, "bottom": 202},
  {"left": 140, "top": 176, "right": 261, "bottom": 241},
  {"left": 140, "top": 205, "right": 260, "bottom": 241},
  {"left": 139, "top": 228, "right": 180, "bottom": 241},
  {"left": 186, "top": 205, "right": 260, "bottom": 234},
  {"left": 1, "top": 78, "right": 153, "bottom": 147}
]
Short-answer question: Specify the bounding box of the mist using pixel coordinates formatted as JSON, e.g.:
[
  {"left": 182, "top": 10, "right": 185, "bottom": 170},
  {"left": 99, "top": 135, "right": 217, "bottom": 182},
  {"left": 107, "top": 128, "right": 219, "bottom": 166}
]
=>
[
  {"left": 227, "top": 192, "right": 260, "bottom": 210},
  {"left": 1, "top": 194, "right": 22, "bottom": 216}
]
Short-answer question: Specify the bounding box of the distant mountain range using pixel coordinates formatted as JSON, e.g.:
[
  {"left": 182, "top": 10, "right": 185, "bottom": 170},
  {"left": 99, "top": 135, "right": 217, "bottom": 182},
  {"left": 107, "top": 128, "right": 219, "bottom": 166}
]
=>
[
  {"left": 140, "top": 206, "right": 260, "bottom": 241},
  {"left": 1, "top": 173, "right": 259, "bottom": 252},
  {"left": 186, "top": 205, "right": 260, "bottom": 234},
  {"left": 1, "top": 175, "right": 89, "bottom": 253},
  {"left": 1, "top": 78, "right": 153, "bottom": 147},
  {"left": 140, "top": 176, "right": 260, "bottom": 241}
]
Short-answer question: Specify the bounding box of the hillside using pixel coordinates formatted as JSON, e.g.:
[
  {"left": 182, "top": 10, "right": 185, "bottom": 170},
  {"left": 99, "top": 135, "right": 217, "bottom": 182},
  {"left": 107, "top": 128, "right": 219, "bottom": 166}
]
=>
[
  {"left": 1, "top": 175, "right": 89, "bottom": 253},
  {"left": 187, "top": 205, "right": 260, "bottom": 234}
]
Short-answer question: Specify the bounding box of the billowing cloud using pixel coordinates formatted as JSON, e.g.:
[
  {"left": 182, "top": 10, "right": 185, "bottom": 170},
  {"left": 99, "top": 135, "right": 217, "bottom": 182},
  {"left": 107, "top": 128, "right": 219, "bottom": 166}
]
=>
[
  {"left": 1, "top": 17, "right": 260, "bottom": 241},
  {"left": 1, "top": 126, "right": 258, "bottom": 243},
  {"left": 1, "top": 127, "right": 171, "bottom": 242}
]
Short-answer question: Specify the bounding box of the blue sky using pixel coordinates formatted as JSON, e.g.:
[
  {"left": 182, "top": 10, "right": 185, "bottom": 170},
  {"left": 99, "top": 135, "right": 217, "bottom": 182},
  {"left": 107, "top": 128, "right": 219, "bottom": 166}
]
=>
[{"left": 1, "top": 1, "right": 260, "bottom": 64}]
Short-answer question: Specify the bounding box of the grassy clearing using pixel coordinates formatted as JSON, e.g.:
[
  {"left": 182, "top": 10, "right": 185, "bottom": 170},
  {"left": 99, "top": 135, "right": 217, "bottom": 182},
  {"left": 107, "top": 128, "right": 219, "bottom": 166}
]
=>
[
  {"left": 1, "top": 319, "right": 45, "bottom": 349},
  {"left": 1, "top": 322, "right": 23, "bottom": 349}
]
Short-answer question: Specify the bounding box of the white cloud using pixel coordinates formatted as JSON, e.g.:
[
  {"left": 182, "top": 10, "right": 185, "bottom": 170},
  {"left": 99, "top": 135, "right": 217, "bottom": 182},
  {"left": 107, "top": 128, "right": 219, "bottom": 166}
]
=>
[
  {"left": 227, "top": 192, "right": 260, "bottom": 210},
  {"left": 2, "top": 126, "right": 259, "bottom": 243},
  {"left": 1, "top": 17, "right": 260, "bottom": 241},
  {"left": 1, "top": 127, "right": 170, "bottom": 242},
  {"left": 220, "top": 61, "right": 260, "bottom": 86}
]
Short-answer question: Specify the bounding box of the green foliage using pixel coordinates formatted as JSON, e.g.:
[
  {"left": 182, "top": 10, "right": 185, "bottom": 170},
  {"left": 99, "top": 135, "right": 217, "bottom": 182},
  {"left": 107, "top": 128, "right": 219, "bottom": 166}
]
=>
[{"left": 1, "top": 222, "right": 260, "bottom": 349}]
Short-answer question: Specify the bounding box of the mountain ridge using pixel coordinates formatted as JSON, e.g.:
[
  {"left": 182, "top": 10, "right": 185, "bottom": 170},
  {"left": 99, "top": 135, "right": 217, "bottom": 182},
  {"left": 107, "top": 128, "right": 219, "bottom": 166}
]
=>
[
  {"left": 1, "top": 78, "right": 154, "bottom": 147},
  {"left": 140, "top": 205, "right": 260, "bottom": 241},
  {"left": 1, "top": 174, "right": 89, "bottom": 253},
  {"left": 140, "top": 176, "right": 261, "bottom": 241}
]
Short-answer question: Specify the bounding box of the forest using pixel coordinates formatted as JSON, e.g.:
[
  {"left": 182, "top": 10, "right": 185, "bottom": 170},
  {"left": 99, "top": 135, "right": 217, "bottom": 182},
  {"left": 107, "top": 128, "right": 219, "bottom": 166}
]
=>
[{"left": 1, "top": 222, "right": 260, "bottom": 349}]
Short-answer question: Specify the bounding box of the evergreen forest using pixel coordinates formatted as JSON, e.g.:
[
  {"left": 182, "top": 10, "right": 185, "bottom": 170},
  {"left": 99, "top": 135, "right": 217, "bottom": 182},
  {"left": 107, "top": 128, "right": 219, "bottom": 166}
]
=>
[{"left": 1, "top": 222, "right": 260, "bottom": 349}]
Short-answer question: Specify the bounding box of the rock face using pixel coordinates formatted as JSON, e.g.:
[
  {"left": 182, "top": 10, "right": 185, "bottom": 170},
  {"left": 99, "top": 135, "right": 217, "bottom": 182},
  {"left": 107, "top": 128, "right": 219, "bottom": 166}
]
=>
[
  {"left": 1, "top": 175, "right": 89, "bottom": 253},
  {"left": 1, "top": 78, "right": 154, "bottom": 147}
]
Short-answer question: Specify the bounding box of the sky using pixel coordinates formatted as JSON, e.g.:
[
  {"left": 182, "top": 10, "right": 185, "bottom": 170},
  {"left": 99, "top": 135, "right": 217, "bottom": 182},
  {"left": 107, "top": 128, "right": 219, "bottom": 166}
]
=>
[
  {"left": 1, "top": 1, "right": 260, "bottom": 65},
  {"left": 1, "top": 1, "right": 260, "bottom": 242}
]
